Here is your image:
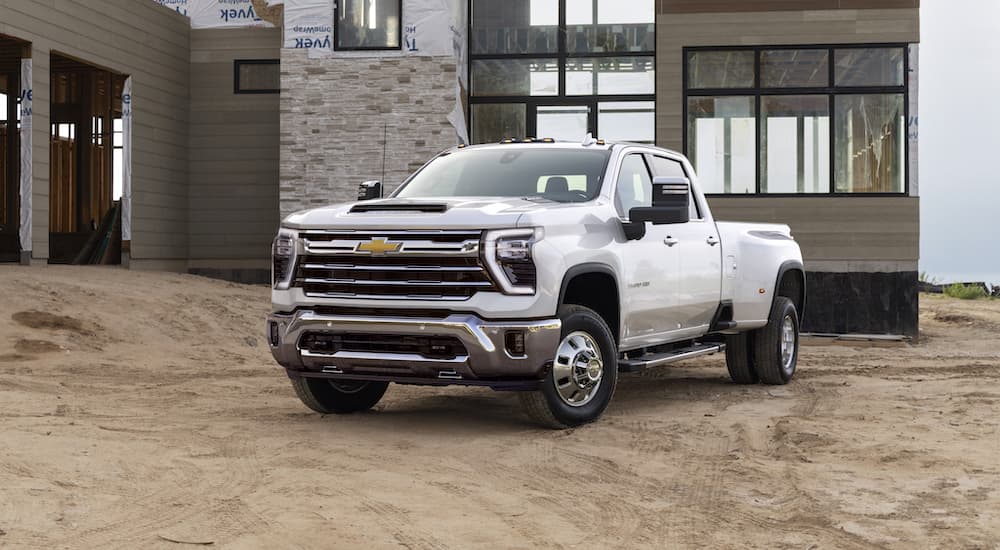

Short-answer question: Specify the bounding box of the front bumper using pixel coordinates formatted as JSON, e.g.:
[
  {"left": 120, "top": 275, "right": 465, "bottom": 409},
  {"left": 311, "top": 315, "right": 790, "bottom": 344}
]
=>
[{"left": 266, "top": 310, "right": 562, "bottom": 386}]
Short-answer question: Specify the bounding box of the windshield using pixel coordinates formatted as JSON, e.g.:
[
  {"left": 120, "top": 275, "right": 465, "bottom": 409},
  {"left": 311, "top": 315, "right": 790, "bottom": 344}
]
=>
[{"left": 394, "top": 148, "right": 612, "bottom": 202}]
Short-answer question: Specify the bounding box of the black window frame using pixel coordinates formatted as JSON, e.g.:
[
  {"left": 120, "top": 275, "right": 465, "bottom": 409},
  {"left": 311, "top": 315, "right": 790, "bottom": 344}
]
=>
[
  {"left": 682, "top": 43, "right": 910, "bottom": 197},
  {"left": 233, "top": 59, "right": 280, "bottom": 95},
  {"left": 468, "top": 0, "right": 656, "bottom": 143},
  {"left": 334, "top": 0, "right": 403, "bottom": 52}
]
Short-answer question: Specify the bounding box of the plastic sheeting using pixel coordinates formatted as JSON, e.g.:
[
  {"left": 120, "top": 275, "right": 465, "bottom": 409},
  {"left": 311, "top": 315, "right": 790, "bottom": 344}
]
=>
[
  {"left": 283, "top": 0, "right": 332, "bottom": 51},
  {"left": 402, "top": 0, "right": 460, "bottom": 57},
  {"left": 122, "top": 78, "right": 133, "bottom": 243},
  {"left": 18, "top": 59, "right": 31, "bottom": 254},
  {"left": 153, "top": 0, "right": 274, "bottom": 28}
]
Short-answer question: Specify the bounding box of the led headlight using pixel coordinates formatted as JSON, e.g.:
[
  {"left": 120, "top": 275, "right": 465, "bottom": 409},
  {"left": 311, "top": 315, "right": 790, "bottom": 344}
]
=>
[
  {"left": 272, "top": 228, "right": 298, "bottom": 289},
  {"left": 484, "top": 228, "right": 541, "bottom": 295}
]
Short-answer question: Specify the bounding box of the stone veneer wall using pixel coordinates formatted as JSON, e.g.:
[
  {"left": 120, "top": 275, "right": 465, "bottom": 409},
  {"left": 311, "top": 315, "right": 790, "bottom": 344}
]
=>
[{"left": 279, "top": 50, "right": 459, "bottom": 217}]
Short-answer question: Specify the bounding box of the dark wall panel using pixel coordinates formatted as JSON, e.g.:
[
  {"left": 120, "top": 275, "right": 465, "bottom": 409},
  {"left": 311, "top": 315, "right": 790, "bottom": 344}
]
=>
[{"left": 802, "top": 271, "right": 918, "bottom": 337}]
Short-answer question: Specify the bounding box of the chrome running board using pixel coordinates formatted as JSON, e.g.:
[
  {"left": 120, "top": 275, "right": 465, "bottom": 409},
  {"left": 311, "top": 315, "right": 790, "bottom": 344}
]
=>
[{"left": 618, "top": 343, "right": 726, "bottom": 373}]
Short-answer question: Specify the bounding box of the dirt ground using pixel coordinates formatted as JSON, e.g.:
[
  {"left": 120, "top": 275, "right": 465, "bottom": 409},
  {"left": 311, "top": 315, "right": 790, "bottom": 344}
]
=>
[{"left": 0, "top": 265, "right": 997, "bottom": 549}]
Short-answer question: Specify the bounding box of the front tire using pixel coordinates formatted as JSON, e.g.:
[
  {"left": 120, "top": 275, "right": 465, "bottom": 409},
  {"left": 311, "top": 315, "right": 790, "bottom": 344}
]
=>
[
  {"left": 520, "top": 305, "right": 618, "bottom": 429},
  {"left": 752, "top": 297, "right": 799, "bottom": 385},
  {"left": 291, "top": 377, "right": 389, "bottom": 414}
]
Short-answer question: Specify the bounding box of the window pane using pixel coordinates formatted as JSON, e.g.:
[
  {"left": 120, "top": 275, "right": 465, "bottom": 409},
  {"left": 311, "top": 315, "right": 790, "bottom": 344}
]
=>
[
  {"left": 112, "top": 148, "right": 123, "bottom": 201},
  {"left": 566, "top": 57, "right": 654, "bottom": 95},
  {"left": 761, "top": 49, "right": 829, "bottom": 88},
  {"left": 537, "top": 105, "right": 589, "bottom": 141},
  {"left": 598, "top": 101, "right": 654, "bottom": 144},
  {"left": 687, "top": 96, "right": 756, "bottom": 194},
  {"left": 237, "top": 61, "right": 279, "bottom": 93},
  {"left": 687, "top": 51, "right": 755, "bottom": 89},
  {"left": 834, "top": 48, "right": 904, "bottom": 87},
  {"left": 761, "top": 96, "right": 830, "bottom": 194},
  {"left": 471, "top": 0, "right": 558, "bottom": 54},
  {"left": 472, "top": 59, "right": 558, "bottom": 96},
  {"left": 834, "top": 94, "right": 905, "bottom": 193},
  {"left": 616, "top": 154, "right": 652, "bottom": 214},
  {"left": 472, "top": 103, "right": 527, "bottom": 144},
  {"left": 337, "top": 0, "right": 400, "bottom": 49},
  {"left": 565, "top": 0, "right": 654, "bottom": 53}
]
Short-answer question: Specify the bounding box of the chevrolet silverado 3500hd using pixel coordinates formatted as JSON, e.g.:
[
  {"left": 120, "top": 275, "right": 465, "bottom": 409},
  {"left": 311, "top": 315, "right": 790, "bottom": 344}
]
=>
[{"left": 267, "top": 139, "right": 804, "bottom": 428}]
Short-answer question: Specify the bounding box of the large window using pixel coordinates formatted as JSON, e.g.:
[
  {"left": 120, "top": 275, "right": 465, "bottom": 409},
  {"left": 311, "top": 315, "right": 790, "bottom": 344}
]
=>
[
  {"left": 336, "top": 0, "right": 401, "bottom": 51},
  {"left": 469, "top": 0, "right": 655, "bottom": 144},
  {"left": 684, "top": 45, "right": 908, "bottom": 195}
]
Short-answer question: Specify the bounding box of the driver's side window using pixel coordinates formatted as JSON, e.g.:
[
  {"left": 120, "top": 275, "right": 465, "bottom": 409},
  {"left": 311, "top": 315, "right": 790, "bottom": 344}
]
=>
[{"left": 616, "top": 154, "right": 652, "bottom": 217}]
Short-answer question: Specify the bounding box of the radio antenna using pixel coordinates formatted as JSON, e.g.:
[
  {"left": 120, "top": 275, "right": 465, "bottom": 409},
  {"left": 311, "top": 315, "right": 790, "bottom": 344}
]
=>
[{"left": 381, "top": 122, "right": 388, "bottom": 186}]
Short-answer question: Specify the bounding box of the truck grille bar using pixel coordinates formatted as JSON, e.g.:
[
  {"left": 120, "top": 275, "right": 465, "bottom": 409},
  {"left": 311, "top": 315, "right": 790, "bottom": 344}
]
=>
[{"left": 294, "top": 230, "right": 497, "bottom": 300}]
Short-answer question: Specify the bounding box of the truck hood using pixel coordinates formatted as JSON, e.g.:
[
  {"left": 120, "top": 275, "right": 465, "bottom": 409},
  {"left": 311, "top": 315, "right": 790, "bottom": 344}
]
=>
[{"left": 282, "top": 197, "right": 574, "bottom": 230}]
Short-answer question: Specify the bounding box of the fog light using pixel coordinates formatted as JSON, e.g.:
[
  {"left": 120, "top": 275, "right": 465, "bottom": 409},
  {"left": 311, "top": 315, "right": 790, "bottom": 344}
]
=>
[
  {"left": 505, "top": 331, "right": 526, "bottom": 356},
  {"left": 269, "top": 322, "right": 280, "bottom": 347}
]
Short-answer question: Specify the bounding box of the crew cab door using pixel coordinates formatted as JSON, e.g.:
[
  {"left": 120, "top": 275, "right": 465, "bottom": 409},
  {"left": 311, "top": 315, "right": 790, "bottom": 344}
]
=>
[
  {"left": 615, "top": 153, "right": 683, "bottom": 346},
  {"left": 646, "top": 154, "right": 722, "bottom": 331}
]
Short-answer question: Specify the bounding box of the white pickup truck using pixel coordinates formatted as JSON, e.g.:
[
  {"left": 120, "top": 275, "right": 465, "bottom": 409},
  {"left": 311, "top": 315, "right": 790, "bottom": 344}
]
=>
[{"left": 267, "top": 139, "right": 804, "bottom": 428}]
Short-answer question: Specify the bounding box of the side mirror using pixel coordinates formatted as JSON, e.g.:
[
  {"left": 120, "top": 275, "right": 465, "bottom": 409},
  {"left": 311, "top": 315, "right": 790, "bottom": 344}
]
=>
[
  {"left": 357, "top": 180, "right": 383, "bottom": 201},
  {"left": 629, "top": 177, "right": 691, "bottom": 225}
]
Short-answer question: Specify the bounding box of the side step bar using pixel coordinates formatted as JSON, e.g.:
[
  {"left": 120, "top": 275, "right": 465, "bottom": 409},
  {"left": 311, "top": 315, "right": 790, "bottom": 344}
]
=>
[{"left": 618, "top": 343, "right": 726, "bottom": 373}]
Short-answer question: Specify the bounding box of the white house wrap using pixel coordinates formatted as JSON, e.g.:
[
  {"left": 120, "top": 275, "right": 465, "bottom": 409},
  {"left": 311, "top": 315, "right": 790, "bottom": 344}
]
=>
[
  {"left": 154, "top": 0, "right": 274, "bottom": 28},
  {"left": 122, "top": 77, "right": 133, "bottom": 243},
  {"left": 18, "top": 58, "right": 31, "bottom": 254}
]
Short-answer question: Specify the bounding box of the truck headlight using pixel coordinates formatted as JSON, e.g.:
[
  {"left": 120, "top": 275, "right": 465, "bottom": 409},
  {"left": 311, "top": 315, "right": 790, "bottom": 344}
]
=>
[
  {"left": 484, "top": 228, "right": 541, "bottom": 295},
  {"left": 272, "top": 229, "right": 298, "bottom": 289}
]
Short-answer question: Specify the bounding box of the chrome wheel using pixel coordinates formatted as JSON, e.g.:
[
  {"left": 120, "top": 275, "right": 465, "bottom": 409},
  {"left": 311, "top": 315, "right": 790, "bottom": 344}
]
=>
[
  {"left": 551, "top": 331, "right": 604, "bottom": 407},
  {"left": 329, "top": 380, "right": 369, "bottom": 394},
  {"left": 780, "top": 314, "right": 796, "bottom": 373}
]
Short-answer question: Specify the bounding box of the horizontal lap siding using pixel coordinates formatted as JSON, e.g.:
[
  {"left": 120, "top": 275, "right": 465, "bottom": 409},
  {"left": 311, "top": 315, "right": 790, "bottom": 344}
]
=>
[
  {"left": 708, "top": 196, "right": 919, "bottom": 263},
  {"left": 658, "top": 8, "right": 919, "bottom": 265},
  {"left": 0, "top": 0, "right": 190, "bottom": 262},
  {"left": 189, "top": 28, "right": 280, "bottom": 266}
]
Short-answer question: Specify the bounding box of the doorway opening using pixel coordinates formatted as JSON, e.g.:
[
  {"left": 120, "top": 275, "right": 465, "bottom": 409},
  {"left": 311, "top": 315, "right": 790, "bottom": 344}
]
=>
[
  {"left": 49, "top": 53, "right": 126, "bottom": 264},
  {"left": 0, "top": 35, "right": 29, "bottom": 263}
]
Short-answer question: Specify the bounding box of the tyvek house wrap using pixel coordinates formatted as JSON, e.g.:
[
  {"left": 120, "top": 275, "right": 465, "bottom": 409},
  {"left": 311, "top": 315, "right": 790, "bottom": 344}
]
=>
[
  {"left": 122, "top": 78, "right": 133, "bottom": 243},
  {"left": 153, "top": 0, "right": 274, "bottom": 28},
  {"left": 19, "top": 59, "right": 31, "bottom": 254}
]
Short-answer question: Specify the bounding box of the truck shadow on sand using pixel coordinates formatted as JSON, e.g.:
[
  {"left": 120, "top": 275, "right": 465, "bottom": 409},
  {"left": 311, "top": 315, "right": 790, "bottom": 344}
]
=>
[{"left": 293, "top": 367, "right": 774, "bottom": 434}]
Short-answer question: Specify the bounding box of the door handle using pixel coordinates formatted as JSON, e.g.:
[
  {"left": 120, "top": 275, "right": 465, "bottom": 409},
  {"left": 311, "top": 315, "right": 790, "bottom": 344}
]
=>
[
  {"left": 706, "top": 236, "right": 719, "bottom": 246},
  {"left": 664, "top": 237, "right": 678, "bottom": 247}
]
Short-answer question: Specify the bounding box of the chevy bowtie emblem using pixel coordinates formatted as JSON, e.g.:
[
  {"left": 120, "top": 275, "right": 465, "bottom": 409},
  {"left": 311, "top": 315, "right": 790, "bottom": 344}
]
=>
[{"left": 357, "top": 238, "right": 403, "bottom": 255}]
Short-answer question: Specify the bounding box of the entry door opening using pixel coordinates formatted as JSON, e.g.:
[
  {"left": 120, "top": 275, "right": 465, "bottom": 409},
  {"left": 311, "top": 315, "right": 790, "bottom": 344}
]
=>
[
  {"left": 0, "top": 35, "right": 29, "bottom": 262},
  {"left": 49, "top": 53, "right": 125, "bottom": 265}
]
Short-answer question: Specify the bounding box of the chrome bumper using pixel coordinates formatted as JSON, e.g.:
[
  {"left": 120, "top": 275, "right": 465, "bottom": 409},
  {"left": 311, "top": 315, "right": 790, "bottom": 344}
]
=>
[{"left": 266, "top": 310, "right": 562, "bottom": 382}]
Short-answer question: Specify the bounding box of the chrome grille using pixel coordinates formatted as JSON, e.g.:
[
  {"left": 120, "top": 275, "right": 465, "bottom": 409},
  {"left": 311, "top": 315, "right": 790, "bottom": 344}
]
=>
[{"left": 294, "top": 230, "right": 496, "bottom": 300}]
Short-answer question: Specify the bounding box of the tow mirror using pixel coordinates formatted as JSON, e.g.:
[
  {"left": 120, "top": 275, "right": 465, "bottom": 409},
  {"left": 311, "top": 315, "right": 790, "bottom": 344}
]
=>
[
  {"left": 629, "top": 176, "right": 691, "bottom": 226},
  {"left": 357, "top": 180, "right": 383, "bottom": 201}
]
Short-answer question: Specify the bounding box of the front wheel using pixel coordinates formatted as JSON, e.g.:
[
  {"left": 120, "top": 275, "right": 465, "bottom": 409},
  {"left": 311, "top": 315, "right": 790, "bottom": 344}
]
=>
[
  {"left": 752, "top": 296, "right": 800, "bottom": 385},
  {"left": 291, "top": 377, "right": 389, "bottom": 414},
  {"left": 520, "top": 305, "right": 618, "bottom": 429}
]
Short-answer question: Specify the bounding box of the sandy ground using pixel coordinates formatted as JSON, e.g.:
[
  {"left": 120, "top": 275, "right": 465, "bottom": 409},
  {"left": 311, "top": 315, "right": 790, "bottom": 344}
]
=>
[{"left": 0, "top": 265, "right": 998, "bottom": 549}]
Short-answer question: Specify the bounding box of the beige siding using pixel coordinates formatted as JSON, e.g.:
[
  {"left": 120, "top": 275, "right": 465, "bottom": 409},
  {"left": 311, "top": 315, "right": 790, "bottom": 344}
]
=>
[
  {"left": 658, "top": 8, "right": 920, "bottom": 265},
  {"left": 708, "top": 196, "right": 919, "bottom": 263},
  {"left": 0, "top": 0, "right": 191, "bottom": 263},
  {"left": 189, "top": 28, "right": 280, "bottom": 269}
]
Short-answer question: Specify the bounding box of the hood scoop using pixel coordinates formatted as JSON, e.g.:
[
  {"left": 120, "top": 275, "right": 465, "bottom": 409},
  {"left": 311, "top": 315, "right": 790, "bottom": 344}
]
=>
[{"left": 349, "top": 201, "right": 449, "bottom": 214}]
